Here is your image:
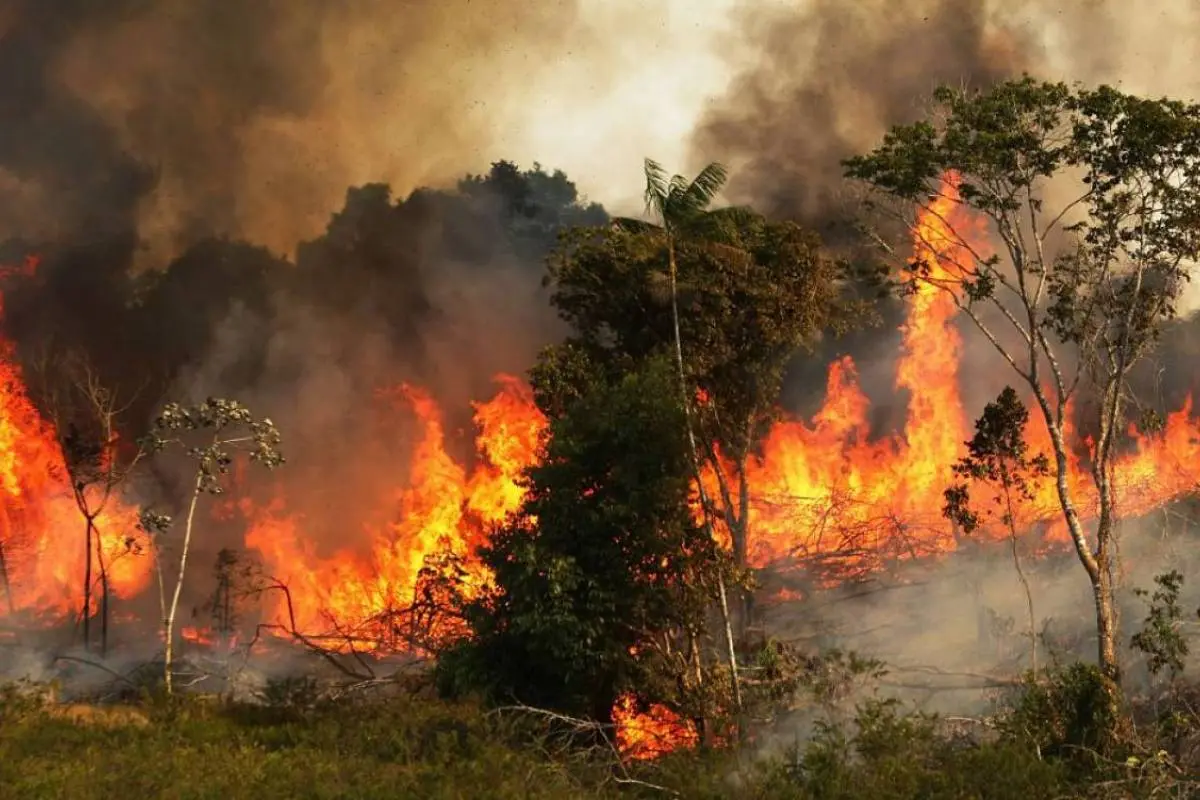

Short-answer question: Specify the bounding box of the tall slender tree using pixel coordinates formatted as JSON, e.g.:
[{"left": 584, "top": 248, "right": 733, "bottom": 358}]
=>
[
  {"left": 617, "top": 159, "right": 742, "bottom": 711},
  {"left": 845, "top": 78, "right": 1200, "bottom": 686}
]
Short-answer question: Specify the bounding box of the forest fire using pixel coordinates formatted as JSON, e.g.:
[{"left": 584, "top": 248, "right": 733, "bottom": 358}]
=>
[
  {"left": 612, "top": 694, "right": 700, "bottom": 760},
  {"left": 732, "top": 175, "right": 1200, "bottom": 575},
  {"left": 0, "top": 174, "right": 1197, "bottom": 761}
]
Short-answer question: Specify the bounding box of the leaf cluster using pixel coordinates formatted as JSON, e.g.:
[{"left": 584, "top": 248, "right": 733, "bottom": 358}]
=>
[
  {"left": 1130, "top": 570, "right": 1193, "bottom": 680},
  {"left": 137, "top": 398, "right": 284, "bottom": 535},
  {"left": 943, "top": 387, "right": 1049, "bottom": 534},
  {"left": 142, "top": 398, "right": 283, "bottom": 494}
]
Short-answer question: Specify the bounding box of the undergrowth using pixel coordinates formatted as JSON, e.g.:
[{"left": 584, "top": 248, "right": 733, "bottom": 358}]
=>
[{"left": 3, "top": 664, "right": 1199, "bottom": 800}]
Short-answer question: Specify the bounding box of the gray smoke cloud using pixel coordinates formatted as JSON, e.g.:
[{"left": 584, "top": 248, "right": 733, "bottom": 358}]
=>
[
  {"left": 691, "top": 0, "right": 1200, "bottom": 227},
  {"left": 0, "top": 0, "right": 596, "bottom": 264}
]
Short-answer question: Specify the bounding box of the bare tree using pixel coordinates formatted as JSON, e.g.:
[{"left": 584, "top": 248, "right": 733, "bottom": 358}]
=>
[
  {"left": 28, "top": 347, "right": 146, "bottom": 654},
  {"left": 846, "top": 78, "right": 1200, "bottom": 686},
  {"left": 138, "top": 398, "right": 283, "bottom": 694}
]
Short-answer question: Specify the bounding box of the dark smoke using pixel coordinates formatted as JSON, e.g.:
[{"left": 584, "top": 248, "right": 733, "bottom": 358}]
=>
[
  {"left": 695, "top": 0, "right": 1200, "bottom": 423},
  {"left": 0, "top": 0, "right": 590, "bottom": 259},
  {"left": 0, "top": 0, "right": 606, "bottom": 427},
  {"left": 0, "top": 1, "right": 610, "bottom": 619},
  {"left": 690, "top": 1, "right": 1025, "bottom": 231},
  {"left": 0, "top": 0, "right": 1198, "bottom": 650}
]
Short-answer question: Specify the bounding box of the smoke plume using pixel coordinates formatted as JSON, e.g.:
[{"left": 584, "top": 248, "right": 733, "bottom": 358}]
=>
[{"left": 691, "top": 0, "right": 1200, "bottom": 228}]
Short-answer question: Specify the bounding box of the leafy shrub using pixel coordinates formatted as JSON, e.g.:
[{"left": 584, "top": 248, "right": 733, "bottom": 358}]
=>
[{"left": 1003, "top": 662, "right": 1127, "bottom": 768}]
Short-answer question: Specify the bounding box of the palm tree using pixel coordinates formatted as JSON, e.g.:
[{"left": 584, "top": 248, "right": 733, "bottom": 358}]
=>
[
  {"left": 617, "top": 158, "right": 743, "bottom": 715},
  {"left": 617, "top": 159, "right": 730, "bottom": 399}
]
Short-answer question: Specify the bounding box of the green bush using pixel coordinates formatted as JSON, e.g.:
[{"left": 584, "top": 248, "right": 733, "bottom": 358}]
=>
[{"left": 1003, "top": 662, "right": 1127, "bottom": 769}]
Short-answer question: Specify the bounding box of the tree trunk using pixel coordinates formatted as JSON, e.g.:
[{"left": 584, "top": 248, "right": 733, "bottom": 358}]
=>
[
  {"left": 703, "top": 447, "right": 754, "bottom": 640},
  {"left": 96, "top": 534, "right": 110, "bottom": 658},
  {"left": 0, "top": 538, "right": 13, "bottom": 615},
  {"left": 716, "top": 574, "right": 742, "bottom": 711},
  {"left": 1011, "top": 532, "right": 1038, "bottom": 676},
  {"left": 665, "top": 236, "right": 742, "bottom": 716},
  {"left": 1001, "top": 475, "right": 1037, "bottom": 676},
  {"left": 1030, "top": 387, "right": 1121, "bottom": 683},
  {"left": 736, "top": 463, "right": 754, "bottom": 633},
  {"left": 1089, "top": 378, "right": 1124, "bottom": 685},
  {"left": 1092, "top": 518, "right": 1120, "bottom": 683},
  {"left": 164, "top": 477, "right": 204, "bottom": 695},
  {"left": 82, "top": 519, "right": 93, "bottom": 651}
]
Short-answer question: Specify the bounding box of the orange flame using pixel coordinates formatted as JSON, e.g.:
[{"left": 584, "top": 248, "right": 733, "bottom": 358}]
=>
[
  {"left": 3, "top": 172, "right": 1198, "bottom": 762},
  {"left": 734, "top": 174, "right": 1200, "bottom": 570},
  {"left": 612, "top": 694, "right": 699, "bottom": 760},
  {"left": 242, "top": 376, "right": 546, "bottom": 646},
  {"left": 0, "top": 256, "right": 151, "bottom": 622}
]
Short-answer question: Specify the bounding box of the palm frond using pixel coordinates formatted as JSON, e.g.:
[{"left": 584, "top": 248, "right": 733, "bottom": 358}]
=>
[
  {"left": 685, "top": 162, "right": 729, "bottom": 208},
  {"left": 642, "top": 158, "right": 670, "bottom": 220},
  {"left": 659, "top": 162, "right": 730, "bottom": 226}
]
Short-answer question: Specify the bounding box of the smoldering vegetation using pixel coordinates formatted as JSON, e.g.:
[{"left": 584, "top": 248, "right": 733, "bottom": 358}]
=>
[{"left": 757, "top": 501, "right": 1200, "bottom": 714}]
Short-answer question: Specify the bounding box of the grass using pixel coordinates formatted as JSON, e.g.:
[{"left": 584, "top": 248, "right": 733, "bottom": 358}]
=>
[
  {"left": 2, "top": 667, "right": 1196, "bottom": 800},
  {"left": 0, "top": 685, "right": 608, "bottom": 800}
]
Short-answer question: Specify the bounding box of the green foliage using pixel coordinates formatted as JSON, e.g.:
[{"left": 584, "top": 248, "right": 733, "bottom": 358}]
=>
[
  {"left": 439, "top": 359, "right": 726, "bottom": 721},
  {"left": 634, "top": 157, "right": 731, "bottom": 234},
  {"left": 8, "top": 670, "right": 1200, "bottom": 799},
  {"left": 1130, "top": 570, "right": 1192, "bottom": 680},
  {"left": 845, "top": 76, "right": 1200, "bottom": 369},
  {"left": 0, "top": 689, "right": 604, "bottom": 800},
  {"left": 542, "top": 209, "right": 858, "bottom": 465},
  {"left": 1004, "top": 662, "right": 1127, "bottom": 766},
  {"left": 943, "top": 387, "right": 1049, "bottom": 534},
  {"left": 763, "top": 699, "right": 1067, "bottom": 800}
]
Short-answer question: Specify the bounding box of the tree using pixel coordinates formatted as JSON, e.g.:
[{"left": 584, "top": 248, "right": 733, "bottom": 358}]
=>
[
  {"left": 619, "top": 159, "right": 743, "bottom": 709},
  {"left": 28, "top": 347, "right": 146, "bottom": 656},
  {"left": 438, "top": 359, "right": 729, "bottom": 734},
  {"left": 845, "top": 77, "right": 1200, "bottom": 684},
  {"left": 943, "top": 387, "right": 1050, "bottom": 675},
  {"left": 542, "top": 169, "right": 858, "bottom": 582},
  {"left": 138, "top": 398, "right": 283, "bottom": 694}
]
